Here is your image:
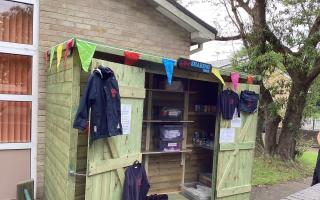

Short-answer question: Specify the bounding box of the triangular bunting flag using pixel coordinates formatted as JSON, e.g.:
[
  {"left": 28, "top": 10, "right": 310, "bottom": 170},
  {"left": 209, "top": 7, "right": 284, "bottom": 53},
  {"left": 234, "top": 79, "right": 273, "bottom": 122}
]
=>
[
  {"left": 64, "top": 38, "right": 74, "bottom": 67},
  {"left": 211, "top": 67, "right": 225, "bottom": 86},
  {"left": 231, "top": 72, "right": 240, "bottom": 91},
  {"left": 124, "top": 51, "right": 140, "bottom": 65},
  {"left": 247, "top": 74, "right": 254, "bottom": 84},
  {"left": 76, "top": 39, "right": 97, "bottom": 72},
  {"left": 49, "top": 48, "right": 55, "bottom": 69},
  {"left": 56, "top": 44, "right": 63, "bottom": 71},
  {"left": 162, "top": 58, "right": 175, "bottom": 85}
]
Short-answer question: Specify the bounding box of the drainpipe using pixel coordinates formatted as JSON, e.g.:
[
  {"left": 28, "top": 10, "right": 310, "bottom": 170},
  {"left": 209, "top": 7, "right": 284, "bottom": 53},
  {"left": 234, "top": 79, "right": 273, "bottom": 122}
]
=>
[{"left": 190, "top": 43, "right": 204, "bottom": 55}]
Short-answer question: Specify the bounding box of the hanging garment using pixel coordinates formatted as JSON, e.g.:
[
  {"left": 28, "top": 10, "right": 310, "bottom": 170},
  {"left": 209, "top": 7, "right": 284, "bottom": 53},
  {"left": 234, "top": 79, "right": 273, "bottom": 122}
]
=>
[
  {"left": 219, "top": 89, "right": 240, "bottom": 120},
  {"left": 312, "top": 149, "right": 320, "bottom": 185},
  {"left": 123, "top": 164, "right": 150, "bottom": 200},
  {"left": 73, "top": 66, "right": 123, "bottom": 140},
  {"left": 239, "top": 90, "right": 259, "bottom": 113}
]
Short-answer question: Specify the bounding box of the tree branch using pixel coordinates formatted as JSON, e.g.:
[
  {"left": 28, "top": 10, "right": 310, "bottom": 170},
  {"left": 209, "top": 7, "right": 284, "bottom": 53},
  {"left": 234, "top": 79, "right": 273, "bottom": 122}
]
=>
[
  {"left": 306, "top": 56, "right": 320, "bottom": 85},
  {"left": 299, "top": 16, "right": 320, "bottom": 53},
  {"left": 230, "top": 0, "right": 249, "bottom": 48},
  {"left": 265, "top": 26, "right": 293, "bottom": 54},
  {"left": 215, "top": 35, "right": 241, "bottom": 41},
  {"left": 235, "top": 0, "right": 253, "bottom": 16}
]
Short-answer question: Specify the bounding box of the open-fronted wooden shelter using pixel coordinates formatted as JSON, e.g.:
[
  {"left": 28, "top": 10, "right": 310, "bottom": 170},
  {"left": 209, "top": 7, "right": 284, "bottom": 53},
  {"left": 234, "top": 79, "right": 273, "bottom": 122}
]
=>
[{"left": 44, "top": 38, "right": 260, "bottom": 200}]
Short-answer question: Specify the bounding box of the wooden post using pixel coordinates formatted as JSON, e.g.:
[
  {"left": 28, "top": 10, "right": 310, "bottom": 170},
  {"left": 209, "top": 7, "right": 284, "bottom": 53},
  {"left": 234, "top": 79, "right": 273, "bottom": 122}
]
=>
[
  {"left": 181, "top": 80, "right": 190, "bottom": 188},
  {"left": 16, "top": 180, "right": 34, "bottom": 200}
]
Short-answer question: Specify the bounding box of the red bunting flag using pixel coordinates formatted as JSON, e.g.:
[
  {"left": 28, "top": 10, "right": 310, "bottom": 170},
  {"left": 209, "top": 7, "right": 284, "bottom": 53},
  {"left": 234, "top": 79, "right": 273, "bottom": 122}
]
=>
[
  {"left": 64, "top": 38, "right": 75, "bottom": 67},
  {"left": 45, "top": 51, "right": 48, "bottom": 65},
  {"left": 124, "top": 51, "right": 140, "bottom": 66},
  {"left": 247, "top": 75, "right": 254, "bottom": 84}
]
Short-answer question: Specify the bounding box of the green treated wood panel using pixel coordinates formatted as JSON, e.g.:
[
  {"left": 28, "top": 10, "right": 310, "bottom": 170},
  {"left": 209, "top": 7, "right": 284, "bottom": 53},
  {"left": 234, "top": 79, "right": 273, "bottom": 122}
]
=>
[
  {"left": 44, "top": 54, "right": 75, "bottom": 200},
  {"left": 85, "top": 60, "right": 145, "bottom": 200},
  {"left": 215, "top": 83, "right": 260, "bottom": 200}
]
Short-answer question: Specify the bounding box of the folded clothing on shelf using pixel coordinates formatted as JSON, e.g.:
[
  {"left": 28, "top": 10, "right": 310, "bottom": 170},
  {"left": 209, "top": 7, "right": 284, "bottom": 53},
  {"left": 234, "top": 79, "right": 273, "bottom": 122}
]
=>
[
  {"left": 159, "top": 107, "right": 183, "bottom": 121},
  {"left": 159, "top": 125, "right": 183, "bottom": 140},
  {"left": 157, "top": 138, "right": 183, "bottom": 152}
]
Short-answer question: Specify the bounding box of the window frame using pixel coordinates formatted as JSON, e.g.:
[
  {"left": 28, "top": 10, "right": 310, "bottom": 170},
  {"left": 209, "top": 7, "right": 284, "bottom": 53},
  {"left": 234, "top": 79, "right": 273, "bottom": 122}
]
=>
[{"left": 0, "top": 0, "right": 39, "bottom": 197}]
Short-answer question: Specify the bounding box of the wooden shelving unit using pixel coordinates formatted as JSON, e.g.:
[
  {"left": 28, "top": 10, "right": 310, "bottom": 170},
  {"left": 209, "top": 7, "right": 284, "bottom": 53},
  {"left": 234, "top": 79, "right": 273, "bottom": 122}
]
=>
[{"left": 142, "top": 75, "right": 218, "bottom": 194}]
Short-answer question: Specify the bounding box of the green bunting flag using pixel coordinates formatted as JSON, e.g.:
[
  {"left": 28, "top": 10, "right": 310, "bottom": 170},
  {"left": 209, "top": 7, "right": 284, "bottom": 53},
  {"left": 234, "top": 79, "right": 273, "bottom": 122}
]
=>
[
  {"left": 49, "top": 47, "right": 55, "bottom": 69},
  {"left": 76, "top": 39, "right": 97, "bottom": 72}
]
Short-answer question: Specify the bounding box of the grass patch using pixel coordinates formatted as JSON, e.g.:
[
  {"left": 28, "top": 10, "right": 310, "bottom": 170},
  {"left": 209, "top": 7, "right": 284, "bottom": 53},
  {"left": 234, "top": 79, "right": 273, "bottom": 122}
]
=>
[
  {"left": 252, "top": 150, "right": 318, "bottom": 186},
  {"left": 297, "top": 150, "right": 318, "bottom": 166}
]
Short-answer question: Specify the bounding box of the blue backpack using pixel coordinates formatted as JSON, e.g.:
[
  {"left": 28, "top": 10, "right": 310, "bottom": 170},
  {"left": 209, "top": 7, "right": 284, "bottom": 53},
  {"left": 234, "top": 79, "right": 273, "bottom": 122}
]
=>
[{"left": 239, "top": 90, "right": 259, "bottom": 113}]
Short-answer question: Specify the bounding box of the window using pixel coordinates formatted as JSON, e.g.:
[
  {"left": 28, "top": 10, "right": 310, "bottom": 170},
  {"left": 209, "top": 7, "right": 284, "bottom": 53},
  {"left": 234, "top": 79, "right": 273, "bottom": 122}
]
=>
[
  {"left": 0, "top": 53, "right": 32, "bottom": 95},
  {"left": 0, "top": 1, "right": 33, "bottom": 44},
  {"left": 0, "top": 0, "right": 38, "bottom": 198},
  {"left": 0, "top": 101, "right": 32, "bottom": 143}
]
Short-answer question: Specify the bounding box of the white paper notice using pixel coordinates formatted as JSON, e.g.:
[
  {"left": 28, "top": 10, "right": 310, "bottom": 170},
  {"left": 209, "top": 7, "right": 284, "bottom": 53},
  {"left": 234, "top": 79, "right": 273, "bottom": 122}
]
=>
[
  {"left": 231, "top": 109, "right": 242, "bottom": 128},
  {"left": 121, "top": 104, "right": 132, "bottom": 135},
  {"left": 219, "top": 128, "right": 235, "bottom": 144}
]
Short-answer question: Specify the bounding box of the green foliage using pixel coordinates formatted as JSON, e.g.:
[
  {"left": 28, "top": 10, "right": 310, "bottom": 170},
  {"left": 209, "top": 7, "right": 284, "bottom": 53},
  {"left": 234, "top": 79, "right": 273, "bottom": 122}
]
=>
[
  {"left": 304, "top": 77, "right": 320, "bottom": 118},
  {"left": 253, "top": 151, "right": 316, "bottom": 185},
  {"left": 232, "top": 48, "right": 290, "bottom": 117}
]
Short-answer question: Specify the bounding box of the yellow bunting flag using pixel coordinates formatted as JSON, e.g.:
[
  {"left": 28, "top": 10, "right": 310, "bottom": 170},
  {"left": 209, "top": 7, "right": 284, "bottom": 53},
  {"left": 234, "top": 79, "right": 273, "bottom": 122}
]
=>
[
  {"left": 211, "top": 67, "right": 225, "bottom": 85},
  {"left": 56, "top": 43, "right": 63, "bottom": 71}
]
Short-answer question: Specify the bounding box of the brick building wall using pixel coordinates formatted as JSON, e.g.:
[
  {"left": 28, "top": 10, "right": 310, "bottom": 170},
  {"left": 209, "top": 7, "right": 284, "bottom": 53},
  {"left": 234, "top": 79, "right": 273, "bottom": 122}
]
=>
[{"left": 38, "top": 0, "right": 191, "bottom": 198}]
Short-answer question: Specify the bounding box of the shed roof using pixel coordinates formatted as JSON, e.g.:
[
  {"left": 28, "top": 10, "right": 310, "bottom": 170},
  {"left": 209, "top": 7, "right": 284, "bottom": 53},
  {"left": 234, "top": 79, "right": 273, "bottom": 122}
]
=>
[{"left": 148, "top": 0, "right": 217, "bottom": 44}]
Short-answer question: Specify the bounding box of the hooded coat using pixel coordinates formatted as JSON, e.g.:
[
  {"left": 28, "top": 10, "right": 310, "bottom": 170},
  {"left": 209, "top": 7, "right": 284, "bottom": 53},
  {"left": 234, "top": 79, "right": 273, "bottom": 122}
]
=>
[{"left": 73, "top": 66, "right": 122, "bottom": 139}]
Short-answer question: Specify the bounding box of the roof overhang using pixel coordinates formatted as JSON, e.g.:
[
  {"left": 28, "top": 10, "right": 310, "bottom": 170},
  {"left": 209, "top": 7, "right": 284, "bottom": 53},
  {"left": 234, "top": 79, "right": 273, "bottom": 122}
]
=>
[{"left": 148, "top": 0, "right": 217, "bottom": 44}]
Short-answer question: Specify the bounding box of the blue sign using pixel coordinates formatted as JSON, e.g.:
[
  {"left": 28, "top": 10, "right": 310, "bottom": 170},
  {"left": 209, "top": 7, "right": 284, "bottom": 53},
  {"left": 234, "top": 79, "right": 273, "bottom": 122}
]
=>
[{"left": 177, "top": 58, "right": 212, "bottom": 73}]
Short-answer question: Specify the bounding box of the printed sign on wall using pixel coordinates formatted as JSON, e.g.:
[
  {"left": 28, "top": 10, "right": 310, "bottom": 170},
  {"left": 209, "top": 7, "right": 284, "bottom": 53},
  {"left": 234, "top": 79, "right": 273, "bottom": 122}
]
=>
[
  {"left": 121, "top": 104, "right": 132, "bottom": 135},
  {"left": 219, "top": 128, "right": 235, "bottom": 143}
]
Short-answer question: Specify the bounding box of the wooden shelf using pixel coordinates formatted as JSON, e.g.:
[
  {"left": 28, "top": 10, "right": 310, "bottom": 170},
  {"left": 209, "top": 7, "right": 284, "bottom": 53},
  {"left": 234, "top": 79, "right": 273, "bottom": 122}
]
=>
[
  {"left": 143, "top": 120, "right": 194, "bottom": 123},
  {"left": 141, "top": 149, "right": 192, "bottom": 155},
  {"left": 146, "top": 88, "right": 185, "bottom": 93},
  {"left": 146, "top": 88, "right": 197, "bottom": 94},
  {"left": 188, "top": 112, "right": 216, "bottom": 116},
  {"left": 187, "top": 144, "right": 214, "bottom": 150}
]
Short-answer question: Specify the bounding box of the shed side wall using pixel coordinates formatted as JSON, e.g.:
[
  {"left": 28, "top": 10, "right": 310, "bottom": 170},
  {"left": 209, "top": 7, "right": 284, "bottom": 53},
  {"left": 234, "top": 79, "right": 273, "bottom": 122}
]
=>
[
  {"left": 39, "top": 0, "right": 191, "bottom": 198},
  {"left": 44, "top": 55, "right": 74, "bottom": 200}
]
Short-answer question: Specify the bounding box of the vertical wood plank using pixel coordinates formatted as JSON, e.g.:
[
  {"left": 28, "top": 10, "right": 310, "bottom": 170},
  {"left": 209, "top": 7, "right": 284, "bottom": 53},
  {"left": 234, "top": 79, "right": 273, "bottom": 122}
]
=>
[{"left": 181, "top": 80, "right": 190, "bottom": 187}]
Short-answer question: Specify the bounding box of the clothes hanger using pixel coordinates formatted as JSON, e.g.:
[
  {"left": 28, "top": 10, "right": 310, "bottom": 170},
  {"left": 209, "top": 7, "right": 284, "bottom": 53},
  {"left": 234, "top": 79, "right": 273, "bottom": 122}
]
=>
[
  {"left": 133, "top": 160, "right": 140, "bottom": 168},
  {"left": 95, "top": 68, "right": 103, "bottom": 78}
]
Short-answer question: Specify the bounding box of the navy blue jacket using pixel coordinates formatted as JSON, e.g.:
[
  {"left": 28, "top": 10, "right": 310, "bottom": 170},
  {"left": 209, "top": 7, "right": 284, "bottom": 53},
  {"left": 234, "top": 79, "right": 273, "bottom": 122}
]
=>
[
  {"left": 219, "top": 89, "right": 240, "bottom": 120},
  {"left": 123, "top": 164, "right": 150, "bottom": 200},
  {"left": 73, "top": 66, "right": 122, "bottom": 139}
]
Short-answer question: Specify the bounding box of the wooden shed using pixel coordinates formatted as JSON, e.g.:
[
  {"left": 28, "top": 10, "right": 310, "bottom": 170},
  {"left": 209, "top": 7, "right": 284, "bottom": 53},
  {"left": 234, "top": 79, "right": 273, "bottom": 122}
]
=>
[{"left": 44, "top": 38, "right": 260, "bottom": 200}]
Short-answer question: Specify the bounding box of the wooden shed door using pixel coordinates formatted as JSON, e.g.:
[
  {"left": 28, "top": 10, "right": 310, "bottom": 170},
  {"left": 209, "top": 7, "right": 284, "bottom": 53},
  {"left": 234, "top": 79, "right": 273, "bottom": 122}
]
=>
[
  {"left": 215, "top": 83, "right": 260, "bottom": 200},
  {"left": 85, "top": 60, "right": 145, "bottom": 200}
]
